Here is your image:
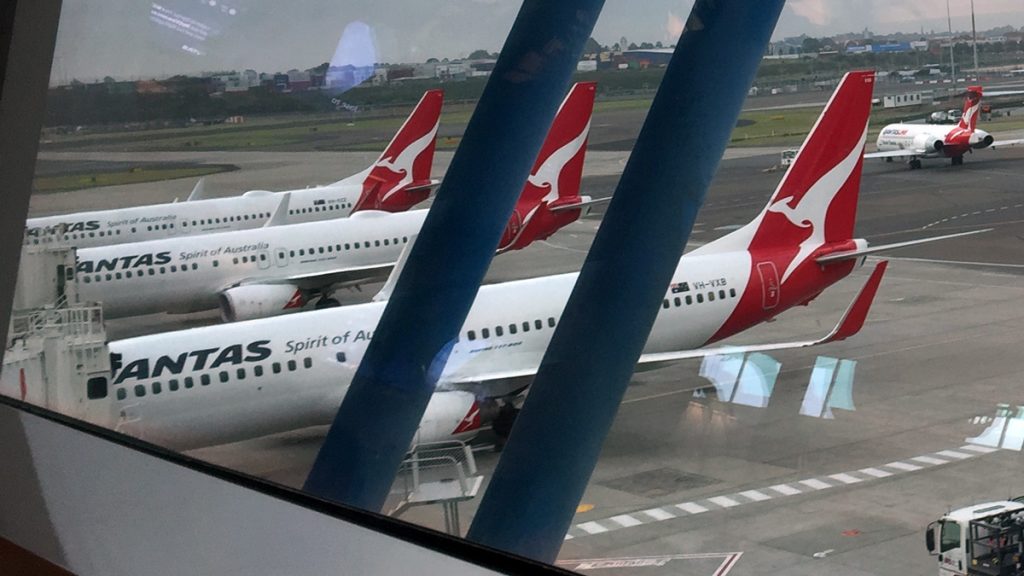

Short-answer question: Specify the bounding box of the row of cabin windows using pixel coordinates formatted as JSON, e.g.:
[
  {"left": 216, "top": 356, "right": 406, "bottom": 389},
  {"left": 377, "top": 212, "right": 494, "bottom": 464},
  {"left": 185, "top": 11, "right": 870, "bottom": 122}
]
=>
[
  {"left": 286, "top": 236, "right": 410, "bottom": 258},
  {"left": 662, "top": 288, "right": 738, "bottom": 309},
  {"left": 288, "top": 203, "right": 351, "bottom": 215},
  {"left": 183, "top": 212, "right": 272, "bottom": 227},
  {"left": 466, "top": 317, "right": 557, "bottom": 342},
  {"left": 233, "top": 253, "right": 268, "bottom": 265},
  {"left": 30, "top": 203, "right": 352, "bottom": 245},
  {"left": 81, "top": 252, "right": 275, "bottom": 284},
  {"left": 110, "top": 357, "right": 316, "bottom": 400},
  {"left": 29, "top": 228, "right": 126, "bottom": 244},
  {"left": 82, "top": 262, "right": 201, "bottom": 284}
]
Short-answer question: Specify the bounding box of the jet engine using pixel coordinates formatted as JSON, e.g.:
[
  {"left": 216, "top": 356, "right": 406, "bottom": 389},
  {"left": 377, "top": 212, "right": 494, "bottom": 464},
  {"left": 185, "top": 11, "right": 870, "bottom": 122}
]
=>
[
  {"left": 414, "top": 391, "right": 482, "bottom": 445},
  {"left": 972, "top": 132, "right": 995, "bottom": 149},
  {"left": 218, "top": 284, "right": 305, "bottom": 322},
  {"left": 913, "top": 133, "right": 944, "bottom": 153}
]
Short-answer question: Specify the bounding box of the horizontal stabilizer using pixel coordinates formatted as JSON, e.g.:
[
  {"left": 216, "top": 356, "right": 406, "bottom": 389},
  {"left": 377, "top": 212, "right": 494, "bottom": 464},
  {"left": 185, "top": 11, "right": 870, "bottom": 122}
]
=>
[
  {"left": 263, "top": 192, "right": 291, "bottom": 227},
  {"left": 548, "top": 195, "right": 610, "bottom": 213},
  {"left": 816, "top": 229, "right": 989, "bottom": 263},
  {"left": 373, "top": 234, "right": 418, "bottom": 302},
  {"left": 635, "top": 260, "right": 887, "bottom": 366},
  {"left": 404, "top": 179, "right": 440, "bottom": 193}
]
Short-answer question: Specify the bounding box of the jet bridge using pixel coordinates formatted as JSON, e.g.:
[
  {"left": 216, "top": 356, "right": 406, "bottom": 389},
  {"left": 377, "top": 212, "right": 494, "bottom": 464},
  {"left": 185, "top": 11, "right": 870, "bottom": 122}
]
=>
[{"left": 3, "top": 245, "right": 113, "bottom": 427}]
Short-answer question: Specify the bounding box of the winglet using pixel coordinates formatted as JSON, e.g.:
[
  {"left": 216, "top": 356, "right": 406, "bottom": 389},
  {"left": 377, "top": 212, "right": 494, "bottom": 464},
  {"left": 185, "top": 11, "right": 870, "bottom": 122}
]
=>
[
  {"left": 373, "top": 234, "right": 417, "bottom": 302},
  {"left": 187, "top": 178, "right": 208, "bottom": 202},
  {"left": 264, "top": 192, "right": 291, "bottom": 227},
  {"left": 823, "top": 260, "right": 887, "bottom": 343}
]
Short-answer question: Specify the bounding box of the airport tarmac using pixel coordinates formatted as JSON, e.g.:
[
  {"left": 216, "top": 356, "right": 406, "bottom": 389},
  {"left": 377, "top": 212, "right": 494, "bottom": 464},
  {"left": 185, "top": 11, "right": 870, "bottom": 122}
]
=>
[{"left": 27, "top": 138, "right": 1024, "bottom": 575}]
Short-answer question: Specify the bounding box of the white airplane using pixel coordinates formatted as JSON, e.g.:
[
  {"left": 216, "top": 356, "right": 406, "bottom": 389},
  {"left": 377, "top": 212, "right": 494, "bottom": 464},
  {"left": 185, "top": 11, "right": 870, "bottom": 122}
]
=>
[
  {"left": 25, "top": 90, "right": 444, "bottom": 249},
  {"left": 867, "top": 85, "right": 1024, "bottom": 168},
  {"left": 24, "top": 71, "right": 986, "bottom": 451},
  {"left": 75, "top": 82, "right": 604, "bottom": 322}
]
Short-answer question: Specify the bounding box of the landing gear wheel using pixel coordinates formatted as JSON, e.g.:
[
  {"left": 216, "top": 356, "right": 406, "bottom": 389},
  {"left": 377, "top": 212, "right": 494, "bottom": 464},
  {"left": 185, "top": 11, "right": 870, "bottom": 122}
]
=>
[
  {"left": 951, "top": 155, "right": 964, "bottom": 166},
  {"left": 491, "top": 402, "right": 520, "bottom": 452},
  {"left": 909, "top": 158, "right": 923, "bottom": 170},
  {"left": 885, "top": 157, "right": 893, "bottom": 163},
  {"left": 315, "top": 297, "right": 341, "bottom": 309}
]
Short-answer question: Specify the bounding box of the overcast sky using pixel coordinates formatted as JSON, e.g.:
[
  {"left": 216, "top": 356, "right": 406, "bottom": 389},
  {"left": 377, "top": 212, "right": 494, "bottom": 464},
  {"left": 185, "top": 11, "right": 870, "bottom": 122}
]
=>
[{"left": 51, "top": 0, "right": 1024, "bottom": 83}]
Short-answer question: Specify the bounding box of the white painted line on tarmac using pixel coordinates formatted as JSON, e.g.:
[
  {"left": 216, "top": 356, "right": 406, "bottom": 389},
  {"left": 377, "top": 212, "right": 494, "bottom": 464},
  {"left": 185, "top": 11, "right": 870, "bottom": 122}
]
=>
[
  {"left": 800, "top": 478, "right": 832, "bottom": 490},
  {"left": 609, "top": 514, "right": 643, "bottom": 528},
  {"left": 578, "top": 521, "right": 610, "bottom": 535},
  {"left": 676, "top": 502, "right": 710, "bottom": 514},
  {"left": 708, "top": 496, "right": 741, "bottom": 508},
  {"left": 738, "top": 490, "right": 772, "bottom": 502},
  {"left": 769, "top": 484, "right": 802, "bottom": 496},
  {"left": 565, "top": 443, "right": 1003, "bottom": 540},
  {"left": 641, "top": 508, "right": 676, "bottom": 521},
  {"left": 885, "top": 461, "right": 923, "bottom": 472},
  {"left": 911, "top": 455, "right": 948, "bottom": 466}
]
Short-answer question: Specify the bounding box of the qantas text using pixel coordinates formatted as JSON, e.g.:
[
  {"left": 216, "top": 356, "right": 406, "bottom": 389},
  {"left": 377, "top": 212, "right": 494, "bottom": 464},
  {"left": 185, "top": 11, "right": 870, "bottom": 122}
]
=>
[
  {"left": 77, "top": 252, "right": 172, "bottom": 274},
  {"left": 26, "top": 221, "right": 100, "bottom": 238},
  {"left": 111, "top": 340, "right": 272, "bottom": 385}
]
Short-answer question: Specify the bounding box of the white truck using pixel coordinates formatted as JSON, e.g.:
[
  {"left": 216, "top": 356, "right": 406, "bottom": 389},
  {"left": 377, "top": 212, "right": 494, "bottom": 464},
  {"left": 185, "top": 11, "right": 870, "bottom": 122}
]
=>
[{"left": 927, "top": 499, "right": 1024, "bottom": 575}]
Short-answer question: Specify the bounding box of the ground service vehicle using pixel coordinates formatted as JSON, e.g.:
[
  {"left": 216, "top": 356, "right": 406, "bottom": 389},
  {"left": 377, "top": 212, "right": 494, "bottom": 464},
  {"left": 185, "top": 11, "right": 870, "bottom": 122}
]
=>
[{"left": 927, "top": 499, "right": 1024, "bottom": 575}]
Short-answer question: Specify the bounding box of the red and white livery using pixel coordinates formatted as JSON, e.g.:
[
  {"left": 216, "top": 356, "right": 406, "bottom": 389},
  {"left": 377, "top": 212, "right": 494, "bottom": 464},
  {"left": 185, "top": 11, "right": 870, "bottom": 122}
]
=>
[
  {"left": 867, "top": 85, "right": 1024, "bottom": 168},
  {"left": 37, "top": 72, "right": 983, "bottom": 450},
  {"left": 75, "top": 83, "right": 603, "bottom": 322},
  {"left": 25, "top": 90, "right": 444, "bottom": 249}
]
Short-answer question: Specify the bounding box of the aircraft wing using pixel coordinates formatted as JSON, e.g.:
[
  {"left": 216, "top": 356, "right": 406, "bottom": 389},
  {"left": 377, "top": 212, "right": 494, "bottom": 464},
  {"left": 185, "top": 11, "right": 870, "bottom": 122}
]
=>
[
  {"left": 443, "top": 261, "right": 887, "bottom": 388},
  {"left": 864, "top": 149, "right": 926, "bottom": 159},
  {"left": 229, "top": 263, "right": 395, "bottom": 293}
]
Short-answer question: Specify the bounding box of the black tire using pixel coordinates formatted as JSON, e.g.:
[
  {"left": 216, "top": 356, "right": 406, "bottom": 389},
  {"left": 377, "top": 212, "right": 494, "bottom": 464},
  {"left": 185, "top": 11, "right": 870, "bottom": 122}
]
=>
[
  {"left": 909, "top": 159, "right": 922, "bottom": 170},
  {"left": 315, "top": 297, "right": 341, "bottom": 309}
]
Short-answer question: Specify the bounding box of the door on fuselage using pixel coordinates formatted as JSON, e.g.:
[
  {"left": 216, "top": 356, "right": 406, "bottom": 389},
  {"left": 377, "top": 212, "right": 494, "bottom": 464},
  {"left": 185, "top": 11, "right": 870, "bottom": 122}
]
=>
[{"left": 756, "top": 261, "right": 780, "bottom": 310}]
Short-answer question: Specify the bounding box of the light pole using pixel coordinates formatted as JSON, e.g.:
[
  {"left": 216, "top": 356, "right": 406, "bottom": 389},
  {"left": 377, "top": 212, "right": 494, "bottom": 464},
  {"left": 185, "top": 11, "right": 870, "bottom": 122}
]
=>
[
  {"left": 947, "top": 0, "right": 957, "bottom": 93},
  {"left": 971, "top": 0, "right": 979, "bottom": 77}
]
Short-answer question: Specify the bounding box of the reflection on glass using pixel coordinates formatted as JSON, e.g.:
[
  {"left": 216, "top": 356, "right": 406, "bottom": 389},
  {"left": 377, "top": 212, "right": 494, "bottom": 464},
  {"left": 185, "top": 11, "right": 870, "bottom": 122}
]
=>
[
  {"left": 967, "top": 404, "right": 1024, "bottom": 451},
  {"left": 799, "top": 356, "right": 857, "bottom": 419},
  {"left": 697, "top": 352, "right": 779, "bottom": 408},
  {"left": 327, "top": 21, "right": 378, "bottom": 94}
]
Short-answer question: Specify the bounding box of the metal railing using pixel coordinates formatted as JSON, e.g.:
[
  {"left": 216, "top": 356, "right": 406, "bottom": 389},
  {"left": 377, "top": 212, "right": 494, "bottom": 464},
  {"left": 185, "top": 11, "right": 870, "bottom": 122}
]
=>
[
  {"left": 9, "top": 299, "right": 105, "bottom": 344},
  {"left": 388, "top": 440, "right": 481, "bottom": 534}
]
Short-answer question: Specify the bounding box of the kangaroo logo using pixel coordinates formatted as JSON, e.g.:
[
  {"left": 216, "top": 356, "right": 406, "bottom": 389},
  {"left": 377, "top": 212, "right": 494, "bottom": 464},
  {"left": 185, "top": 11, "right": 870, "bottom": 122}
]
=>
[
  {"left": 368, "top": 123, "right": 439, "bottom": 202},
  {"left": 767, "top": 125, "right": 867, "bottom": 282},
  {"left": 526, "top": 119, "right": 589, "bottom": 205}
]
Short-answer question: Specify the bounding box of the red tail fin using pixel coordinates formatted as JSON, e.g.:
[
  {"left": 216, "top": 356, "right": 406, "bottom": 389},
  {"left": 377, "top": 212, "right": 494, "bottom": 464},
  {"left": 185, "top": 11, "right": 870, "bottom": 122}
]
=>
[
  {"left": 958, "top": 86, "right": 983, "bottom": 131},
  {"left": 697, "top": 71, "right": 874, "bottom": 281},
  {"left": 350, "top": 89, "right": 443, "bottom": 212},
  {"left": 498, "top": 82, "right": 596, "bottom": 252}
]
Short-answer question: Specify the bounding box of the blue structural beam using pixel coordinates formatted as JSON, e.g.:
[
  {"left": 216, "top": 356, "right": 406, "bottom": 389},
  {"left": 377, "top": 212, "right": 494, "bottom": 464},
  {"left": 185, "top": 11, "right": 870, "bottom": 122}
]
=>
[
  {"left": 304, "top": 0, "right": 605, "bottom": 511},
  {"left": 466, "top": 0, "right": 786, "bottom": 563}
]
